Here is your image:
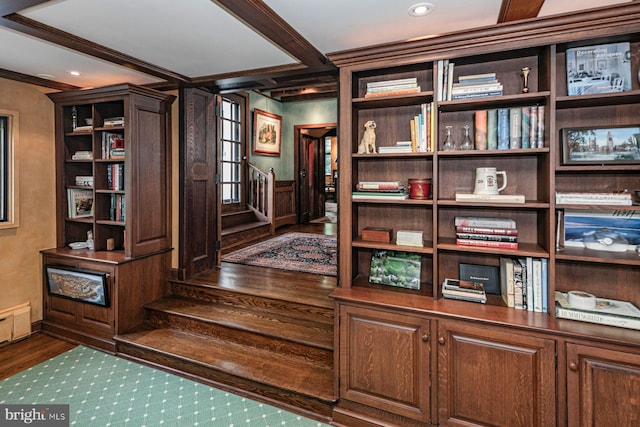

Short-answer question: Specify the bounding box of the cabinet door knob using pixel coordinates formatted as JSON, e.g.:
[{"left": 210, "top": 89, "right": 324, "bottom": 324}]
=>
[
  {"left": 569, "top": 361, "right": 579, "bottom": 371},
  {"left": 438, "top": 337, "right": 445, "bottom": 345},
  {"left": 422, "top": 334, "right": 429, "bottom": 342}
]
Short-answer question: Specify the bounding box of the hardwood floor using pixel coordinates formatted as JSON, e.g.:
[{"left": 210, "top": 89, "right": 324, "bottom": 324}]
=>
[{"left": 0, "top": 333, "right": 76, "bottom": 380}]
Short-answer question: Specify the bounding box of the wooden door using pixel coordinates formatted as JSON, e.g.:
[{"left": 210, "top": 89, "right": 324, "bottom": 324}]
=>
[
  {"left": 339, "top": 304, "right": 432, "bottom": 423},
  {"left": 437, "top": 320, "right": 556, "bottom": 426},
  {"left": 566, "top": 343, "right": 640, "bottom": 427},
  {"left": 178, "top": 87, "right": 218, "bottom": 279},
  {"left": 298, "top": 134, "right": 317, "bottom": 223}
]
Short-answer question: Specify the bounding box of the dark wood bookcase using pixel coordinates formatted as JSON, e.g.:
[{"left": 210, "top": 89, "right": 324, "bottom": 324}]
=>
[
  {"left": 42, "top": 84, "right": 175, "bottom": 352},
  {"left": 330, "top": 4, "right": 640, "bottom": 426}
]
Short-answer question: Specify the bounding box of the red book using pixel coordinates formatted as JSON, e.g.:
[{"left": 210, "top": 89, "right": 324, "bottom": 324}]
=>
[{"left": 456, "top": 239, "right": 518, "bottom": 250}]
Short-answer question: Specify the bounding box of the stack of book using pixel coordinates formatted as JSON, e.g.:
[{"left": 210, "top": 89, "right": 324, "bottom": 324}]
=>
[
  {"left": 353, "top": 181, "right": 408, "bottom": 200},
  {"left": 364, "top": 78, "right": 420, "bottom": 98},
  {"left": 74, "top": 175, "right": 93, "bottom": 187},
  {"left": 454, "top": 216, "right": 518, "bottom": 249},
  {"left": 102, "top": 132, "right": 125, "bottom": 159},
  {"left": 555, "top": 291, "right": 640, "bottom": 330},
  {"left": 71, "top": 150, "right": 93, "bottom": 160},
  {"left": 396, "top": 230, "right": 424, "bottom": 247},
  {"left": 555, "top": 191, "right": 633, "bottom": 206},
  {"left": 378, "top": 141, "right": 413, "bottom": 154},
  {"left": 451, "top": 73, "right": 503, "bottom": 100},
  {"left": 500, "top": 257, "right": 548, "bottom": 312},
  {"left": 104, "top": 116, "right": 125, "bottom": 127},
  {"left": 474, "top": 105, "right": 545, "bottom": 150},
  {"left": 442, "top": 278, "right": 487, "bottom": 304}
]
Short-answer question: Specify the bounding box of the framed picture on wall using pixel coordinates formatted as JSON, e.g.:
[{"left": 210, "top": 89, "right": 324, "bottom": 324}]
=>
[{"left": 252, "top": 109, "right": 282, "bottom": 156}]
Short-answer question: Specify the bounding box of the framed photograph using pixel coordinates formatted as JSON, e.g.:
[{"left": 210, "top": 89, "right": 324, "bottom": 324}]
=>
[
  {"left": 561, "top": 125, "right": 640, "bottom": 165},
  {"left": 369, "top": 250, "right": 421, "bottom": 289},
  {"left": 45, "top": 265, "right": 109, "bottom": 307},
  {"left": 252, "top": 109, "right": 282, "bottom": 156}
]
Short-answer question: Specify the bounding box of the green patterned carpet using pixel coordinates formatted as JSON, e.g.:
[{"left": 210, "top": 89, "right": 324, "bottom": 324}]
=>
[{"left": 0, "top": 345, "right": 330, "bottom": 426}]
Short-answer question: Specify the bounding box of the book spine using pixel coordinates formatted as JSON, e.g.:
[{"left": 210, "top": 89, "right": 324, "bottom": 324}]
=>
[
  {"left": 537, "top": 105, "right": 545, "bottom": 148},
  {"left": 447, "top": 62, "right": 455, "bottom": 101},
  {"left": 497, "top": 108, "right": 510, "bottom": 149},
  {"left": 454, "top": 218, "right": 517, "bottom": 229},
  {"left": 513, "top": 260, "right": 524, "bottom": 309},
  {"left": 364, "top": 87, "right": 420, "bottom": 97},
  {"left": 443, "top": 293, "right": 487, "bottom": 304},
  {"left": 521, "top": 106, "right": 531, "bottom": 149},
  {"left": 456, "top": 226, "right": 518, "bottom": 235},
  {"left": 456, "top": 239, "right": 518, "bottom": 249},
  {"left": 529, "top": 106, "right": 538, "bottom": 146},
  {"left": 451, "top": 83, "right": 503, "bottom": 94},
  {"left": 452, "top": 91, "right": 503, "bottom": 100},
  {"left": 357, "top": 183, "right": 403, "bottom": 190},
  {"left": 456, "top": 233, "right": 518, "bottom": 242},
  {"left": 458, "top": 73, "right": 497, "bottom": 81},
  {"left": 555, "top": 306, "right": 640, "bottom": 330},
  {"left": 500, "top": 257, "right": 515, "bottom": 308},
  {"left": 526, "top": 257, "right": 534, "bottom": 312},
  {"left": 509, "top": 108, "right": 522, "bottom": 149},
  {"left": 541, "top": 258, "right": 548, "bottom": 313},
  {"left": 474, "top": 110, "right": 487, "bottom": 150},
  {"left": 486, "top": 109, "right": 498, "bottom": 150},
  {"left": 533, "top": 259, "right": 543, "bottom": 313}
]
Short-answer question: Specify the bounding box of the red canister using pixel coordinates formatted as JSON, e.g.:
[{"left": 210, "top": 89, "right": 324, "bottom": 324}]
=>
[{"left": 408, "top": 178, "right": 431, "bottom": 199}]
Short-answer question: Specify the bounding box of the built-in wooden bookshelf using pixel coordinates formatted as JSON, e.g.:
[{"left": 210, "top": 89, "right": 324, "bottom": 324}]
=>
[
  {"left": 330, "top": 4, "right": 640, "bottom": 426},
  {"left": 42, "top": 84, "right": 175, "bottom": 352}
]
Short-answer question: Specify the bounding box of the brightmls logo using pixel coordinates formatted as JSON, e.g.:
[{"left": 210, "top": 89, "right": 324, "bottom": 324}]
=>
[{"left": 0, "top": 405, "right": 68, "bottom": 426}]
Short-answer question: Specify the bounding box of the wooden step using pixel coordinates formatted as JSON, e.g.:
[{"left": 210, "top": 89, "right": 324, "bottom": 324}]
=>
[
  {"left": 116, "top": 326, "right": 335, "bottom": 420},
  {"left": 144, "top": 296, "right": 333, "bottom": 365},
  {"left": 170, "top": 263, "right": 335, "bottom": 324}
]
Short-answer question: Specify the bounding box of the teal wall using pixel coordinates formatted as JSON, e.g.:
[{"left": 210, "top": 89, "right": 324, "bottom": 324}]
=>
[{"left": 249, "top": 91, "right": 337, "bottom": 181}]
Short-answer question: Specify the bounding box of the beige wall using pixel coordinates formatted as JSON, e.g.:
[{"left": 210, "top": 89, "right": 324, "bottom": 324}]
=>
[{"left": 0, "top": 78, "right": 56, "bottom": 322}]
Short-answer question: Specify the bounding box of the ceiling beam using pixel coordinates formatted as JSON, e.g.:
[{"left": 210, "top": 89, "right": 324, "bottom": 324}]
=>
[
  {"left": 498, "top": 0, "right": 545, "bottom": 23},
  {"left": 0, "top": 67, "right": 80, "bottom": 91},
  {"left": 0, "top": 13, "right": 192, "bottom": 85},
  {"left": 212, "top": 0, "right": 332, "bottom": 70}
]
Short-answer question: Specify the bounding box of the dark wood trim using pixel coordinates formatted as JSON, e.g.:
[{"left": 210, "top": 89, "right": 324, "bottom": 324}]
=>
[
  {"left": 0, "top": 13, "right": 191, "bottom": 84},
  {"left": 212, "top": 0, "right": 331, "bottom": 70},
  {"left": 498, "top": 0, "right": 545, "bottom": 23},
  {"left": 0, "top": 67, "right": 80, "bottom": 91}
]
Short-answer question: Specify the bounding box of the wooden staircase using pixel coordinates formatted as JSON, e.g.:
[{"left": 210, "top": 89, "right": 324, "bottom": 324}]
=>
[{"left": 115, "top": 262, "right": 337, "bottom": 422}]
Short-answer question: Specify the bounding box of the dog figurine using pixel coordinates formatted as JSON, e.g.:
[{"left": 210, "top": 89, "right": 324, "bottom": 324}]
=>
[{"left": 358, "top": 120, "right": 377, "bottom": 154}]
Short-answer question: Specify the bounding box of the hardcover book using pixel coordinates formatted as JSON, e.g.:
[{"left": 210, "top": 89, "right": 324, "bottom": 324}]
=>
[
  {"left": 566, "top": 42, "right": 632, "bottom": 96},
  {"left": 369, "top": 250, "right": 421, "bottom": 289},
  {"left": 555, "top": 291, "right": 640, "bottom": 330},
  {"left": 459, "top": 263, "right": 500, "bottom": 295}
]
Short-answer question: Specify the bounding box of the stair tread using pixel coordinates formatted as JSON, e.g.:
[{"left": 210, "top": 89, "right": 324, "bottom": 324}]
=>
[
  {"left": 222, "top": 220, "right": 270, "bottom": 235},
  {"left": 147, "top": 296, "right": 333, "bottom": 350},
  {"left": 116, "top": 325, "right": 335, "bottom": 402},
  {"left": 179, "top": 263, "right": 335, "bottom": 310}
]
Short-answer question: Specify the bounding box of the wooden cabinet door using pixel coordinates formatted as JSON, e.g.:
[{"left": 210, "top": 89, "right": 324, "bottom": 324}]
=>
[
  {"left": 437, "top": 320, "right": 556, "bottom": 426},
  {"left": 566, "top": 343, "right": 640, "bottom": 427},
  {"left": 339, "top": 304, "right": 431, "bottom": 422}
]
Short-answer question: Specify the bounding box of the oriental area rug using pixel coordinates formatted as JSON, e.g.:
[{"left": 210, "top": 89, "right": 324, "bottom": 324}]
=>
[
  {"left": 222, "top": 232, "right": 337, "bottom": 276},
  {"left": 0, "top": 345, "right": 329, "bottom": 426}
]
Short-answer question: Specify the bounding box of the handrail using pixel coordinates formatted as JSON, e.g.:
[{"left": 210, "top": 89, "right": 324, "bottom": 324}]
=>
[{"left": 247, "top": 162, "right": 275, "bottom": 234}]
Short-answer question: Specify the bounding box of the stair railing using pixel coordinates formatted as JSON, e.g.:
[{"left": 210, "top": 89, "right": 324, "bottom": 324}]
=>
[{"left": 247, "top": 163, "right": 275, "bottom": 234}]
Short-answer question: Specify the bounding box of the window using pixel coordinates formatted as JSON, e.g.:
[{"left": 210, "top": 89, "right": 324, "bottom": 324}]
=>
[
  {"left": 219, "top": 94, "right": 247, "bottom": 211},
  {"left": 0, "top": 110, "right": 18, "bottom": 229}
]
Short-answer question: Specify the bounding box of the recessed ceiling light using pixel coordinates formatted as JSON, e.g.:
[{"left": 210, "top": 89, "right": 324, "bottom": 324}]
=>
[
  {"left": 408, "top": 2, "right": 434, "bottom": 17},
  {"left": 68, "top": 70, "right": 82, "bottom": 76}
]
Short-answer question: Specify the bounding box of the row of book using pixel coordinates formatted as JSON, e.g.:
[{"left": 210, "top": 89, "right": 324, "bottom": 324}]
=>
[
  {"left": 454, "top": 216, "right": 518, "bottom": 250},
  {"left": 106, "top": 164, "right": 125, "bottom": 191},
  {"left": 364, "top": 77, "right": 420, "bottom": 98},
  {"left": 474, "top": 105, "right": 545, "bottom": 150},
  {"left": 109, "top": 194, "right": 126, "bottom": 222},
  {"left": 500, "top": 256, "right": 548, "bottom": 313},
  {"left": 555, "top": 191, "right": 633, "bottom": 206},
  {"left": 352, "top": 181, "right": 408, "bottom": 200},
  {"left": 101, "top": 132, "right": 125, "bottom": 159}
]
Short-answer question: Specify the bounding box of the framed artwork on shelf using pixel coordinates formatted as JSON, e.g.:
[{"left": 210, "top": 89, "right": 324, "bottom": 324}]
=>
[
  {"left": 561, "top": 125, "right": 640, "bottom": 165},
  {"left": 565, "top": 42, "right": 632, "bottom": 96},
  {"left": 45, "top": 265, "right": 109, "bottom": 307},
  {"left": 252, "top": 108, "right": 282, "bottom": 156}
]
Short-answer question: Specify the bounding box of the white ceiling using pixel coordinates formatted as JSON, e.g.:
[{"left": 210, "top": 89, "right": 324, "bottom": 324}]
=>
[{"left": 0, "top": 0, "right": 632, "bottom": 91}]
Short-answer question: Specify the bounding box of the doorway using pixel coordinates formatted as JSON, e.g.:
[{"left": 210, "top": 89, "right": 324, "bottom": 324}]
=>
[{"left": 294, "top": 124, "right": 337, "bottom": 224}]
